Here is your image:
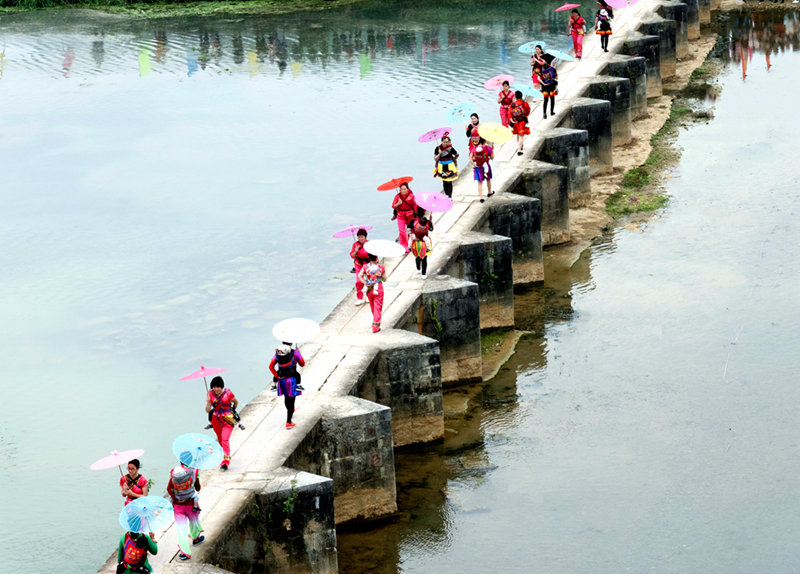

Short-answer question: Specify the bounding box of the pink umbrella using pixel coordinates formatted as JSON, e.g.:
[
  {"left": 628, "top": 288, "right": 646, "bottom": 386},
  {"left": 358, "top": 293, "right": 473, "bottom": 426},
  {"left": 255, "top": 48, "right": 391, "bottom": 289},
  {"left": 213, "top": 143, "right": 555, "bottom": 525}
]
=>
[
  {"left": 418, "top": 127, "right": 452, "bottom": 143},
  {"left": 333, "top": 224, "right": 373, "bottom": 239},
  {"left": 90, "top": 448, "right": 145, "bottom": 477},
  {"left": 416, "top": 192, "right": 453, "bottom": 213},
  {"left": 605, "top": 0, "right": 637, "bottom": 8},
  {"left": 180, "top": 365, "right": 227, "bottom": 391},
  {"left": 483, "top": 74, "right": 515, "bottom": 91},
  {"left": 554, "top": 2, "right": 581, "bottom": 11}
]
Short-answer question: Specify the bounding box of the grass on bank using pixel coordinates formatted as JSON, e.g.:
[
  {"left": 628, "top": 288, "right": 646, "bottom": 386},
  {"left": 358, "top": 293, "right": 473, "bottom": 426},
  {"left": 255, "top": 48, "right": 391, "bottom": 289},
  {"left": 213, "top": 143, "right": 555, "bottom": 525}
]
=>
[{"left": 606, "top": 106, "right": 697, "bottom": 219}]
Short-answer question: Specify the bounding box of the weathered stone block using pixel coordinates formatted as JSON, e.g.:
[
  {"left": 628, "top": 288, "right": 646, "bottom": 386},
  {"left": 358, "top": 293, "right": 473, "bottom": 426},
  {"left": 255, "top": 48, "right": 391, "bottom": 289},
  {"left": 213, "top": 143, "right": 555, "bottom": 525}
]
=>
[
  {"left": 710, "top": 0, "right": 720, "bottom": 10},
  {"left": 566, "top": 97, "right": 612, "bottom": 175},
  {"left": 357, "top": 331, "right": 444, "bottom": 446},
  {"left": 441, "top": 231, "right": 514, "bottom": 329},
  {"left": 539, "top": 127, "right": 591, "bottom": 207},
  {"left": 587, "top": 76, "right": 632, "bottom": 146},
  {"left": 682, "top": 0, "right": 700, "bottom": 40},
  {"left": 658, "top": 1, "right": 689, "bottom": 58},
  {"left": 638, "top": 15, "right": 678, "bottom": 79},
  {"left": 474, "top": 193, "right": 543, "bottom": 285},
  {"left": 210, "top": 470, "right": 337, "bottom": 574},
  {"left": 603, "top": 55, "right": 648, "bottom": 120},
  {"left": 518, "top": 160, "right": 570, "bottom": 247},
  {"left": 285, "top": 396, "right": 396, "bottom": 524},
  {"left": 698, "top": 0, "right": 710, "bottom": 25},
  {"left": 622, "top": 32, "right": 662, "bottom": 97}
]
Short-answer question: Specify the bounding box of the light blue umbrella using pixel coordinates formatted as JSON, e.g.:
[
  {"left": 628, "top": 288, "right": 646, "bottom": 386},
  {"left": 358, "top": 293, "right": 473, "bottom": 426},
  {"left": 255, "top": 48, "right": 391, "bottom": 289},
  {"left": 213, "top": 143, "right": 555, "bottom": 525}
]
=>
[
  {"left": 119, "top": 496, "right": 174, "bottom": 533},
  {"left": 447, "top": 102, "right": 478, "bottom": 124},
  {"left": 172, "top": 433, "right": 224, "bottom": 469},
  {"left": 513, "top": 83, "right": 545, "bottom": 99},
  {"left": 546, "top": 49, "right": 576, "bottom": 62},
  {"left": 518, "top": 41, "right": 547, "bottom": 54}
]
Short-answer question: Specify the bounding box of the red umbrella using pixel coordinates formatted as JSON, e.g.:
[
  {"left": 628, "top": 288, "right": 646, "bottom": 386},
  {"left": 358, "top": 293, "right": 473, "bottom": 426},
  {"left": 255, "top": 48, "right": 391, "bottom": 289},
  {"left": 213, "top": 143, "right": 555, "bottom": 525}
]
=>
[
  {"left": 180, "top": 365, "right": 227, "bottom": 391},
  {"left": 418, "top": 127, "right": 452, "bottom": 143},
  {"left": 483, "top": 74, "right": 515, "bottom": 90},
  {"left": 377, "top": 176, "right": 413, "bottom": 191},
  {"left": 555, "top": 2, "right": 581, "bottom": 11}
]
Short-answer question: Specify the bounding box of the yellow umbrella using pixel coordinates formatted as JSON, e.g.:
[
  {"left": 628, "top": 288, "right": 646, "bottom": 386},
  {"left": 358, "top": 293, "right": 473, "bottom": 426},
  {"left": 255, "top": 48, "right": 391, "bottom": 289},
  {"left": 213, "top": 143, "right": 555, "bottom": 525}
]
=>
[{"left": 478, "top": 122, "right": 513, "bottom": 144}]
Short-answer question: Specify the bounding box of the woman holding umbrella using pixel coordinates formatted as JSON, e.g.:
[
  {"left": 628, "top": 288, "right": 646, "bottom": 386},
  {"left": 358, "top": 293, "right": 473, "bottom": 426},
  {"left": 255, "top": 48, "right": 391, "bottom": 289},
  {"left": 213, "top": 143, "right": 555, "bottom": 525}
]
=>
[
  {"left": 358, "top": 253, "right": 386, "bottom": 333},
  {"left": 120, "top": 459, "right": 150, "bottom": 506},
  {"left": 530, "top": 45, "right": 548, "bottom": 89},
  {"left": 392, "top": 182, "right": 417, "bottom": 253},
  {"left": 464, "top": 112, "right": 481, "bottom": 138},
  {"left": 567, "top": 9, "right": 587, "bottom": 59},
  {"left": 205, "top": 376, "right": 238, "bottom": 471},
  {"left": 269, "top": 343, "right": 305, "bottom": 429},
  {"left": 497, "top": 80, "right": 515, "bottom": 127},
  {"left": 433, "top": 133, "right": 459, "bottom": 198},
  {"left": 350, "top": 228, "right": 370, "bottom": 305}
]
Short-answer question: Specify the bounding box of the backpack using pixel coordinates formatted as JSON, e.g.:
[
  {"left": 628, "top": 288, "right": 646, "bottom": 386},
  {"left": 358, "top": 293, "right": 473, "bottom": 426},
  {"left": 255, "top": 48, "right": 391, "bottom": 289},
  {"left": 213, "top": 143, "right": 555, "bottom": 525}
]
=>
[
  {"left": 510, "top": 101, "right": 527, "bottom": 122},
  {"left": 122, "top": 534, "right": 147, "bottom": 568}
]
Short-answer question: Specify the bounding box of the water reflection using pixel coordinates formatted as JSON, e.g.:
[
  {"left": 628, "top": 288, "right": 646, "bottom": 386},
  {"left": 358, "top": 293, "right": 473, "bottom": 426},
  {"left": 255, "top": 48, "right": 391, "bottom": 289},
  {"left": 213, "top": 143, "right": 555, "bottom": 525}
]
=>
[{"left": 722, "top": 9, "right": 800, "bottom": 79}]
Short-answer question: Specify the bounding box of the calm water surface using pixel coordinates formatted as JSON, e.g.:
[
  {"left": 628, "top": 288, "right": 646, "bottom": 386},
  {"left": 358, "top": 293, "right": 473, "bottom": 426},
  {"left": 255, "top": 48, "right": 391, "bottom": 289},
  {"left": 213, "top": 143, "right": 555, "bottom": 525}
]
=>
[
  {"left": 1, "top": 4, "right": 799, "bottom": 573},
  {"left": 338, "top": 10, "right": 800, "bottom": 574}
]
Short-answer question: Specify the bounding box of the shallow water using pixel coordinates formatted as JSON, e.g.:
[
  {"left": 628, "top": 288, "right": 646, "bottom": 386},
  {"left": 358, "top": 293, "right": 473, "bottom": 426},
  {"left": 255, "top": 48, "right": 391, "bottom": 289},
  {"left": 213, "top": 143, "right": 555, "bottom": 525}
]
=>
[
  {"left": 338, "top": 10, "right": 800, "bottom": 574},
  {"left": 0, "top": 1, "right": 575, "bottom": 572}
]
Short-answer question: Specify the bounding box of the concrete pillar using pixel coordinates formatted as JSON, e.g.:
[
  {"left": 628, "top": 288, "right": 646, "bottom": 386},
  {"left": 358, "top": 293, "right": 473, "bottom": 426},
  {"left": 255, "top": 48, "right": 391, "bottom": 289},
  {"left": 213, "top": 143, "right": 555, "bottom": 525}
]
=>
[
  {"left": 358, "top": 331, "right": 444, "bottom": 447},
  {"left": 658, "top": 1, "right": 689, "bottom": 59},
  {"left": 682, "top": 0, "right": 701, "bottom": 40},
  {"left": 539, "top": 127, "right": 591, "bottom": 207},
  {"left": 622, "top": 32, "right": 662, "bottom": 97},
  {"left": 518, "top": 161, "right": 570, "bottom": 246},
  {"left": 638, "top": 16, "right": 678, "bottom": 79},
  {"left": 603, "top": 55, "right": 648, "bottom": 120},
  {"left": 587, "top": 76, "right": 632, "bottom": 146},
  {"left": 567, "top": 97, "right": 613, "bottom": 176},
  {"left": 410, "top": 275, "right": 482, "bottom": 386},
  {"left": 209, "top": 469, "right": 337, "bottom": 574},
  {"left": 475, "top": 193, "right": 543, "bottom": 285},
  {"left": 441, "top": 231, "right": 515, "bottom": 330},
  {"left": 698, "top": 0, "right": 710, "bottom": 25},
  {"left": 286, "top": 396, "right": 396, "bottom": 524}
]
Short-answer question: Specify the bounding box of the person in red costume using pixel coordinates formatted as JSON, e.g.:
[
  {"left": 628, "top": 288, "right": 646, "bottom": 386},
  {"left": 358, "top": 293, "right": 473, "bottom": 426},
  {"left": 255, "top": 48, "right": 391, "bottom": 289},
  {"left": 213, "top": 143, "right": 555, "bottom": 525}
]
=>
[
  {"left": 508, "top": 90, "right": 531, "bottom": 156},
  {"left": 350, "top": 228, "right": 370, "bottom": 306},
  {"left": 469, "top": 130, "right": 495, "bottom": 202},
  {"left": 497, "top": 80, "right": 515, "bottom": 127},
  {"left": 358, "top": 254, "right": 386, "bottom": 333},
  {"left": 205, "top": 376, "right": 238, "bottom": 471},
  {"left": 392, "top": 182, "right": 417, "bottom": 253},
  {"left": 269, "top": 343, "right": 305, "bottom": 429}
]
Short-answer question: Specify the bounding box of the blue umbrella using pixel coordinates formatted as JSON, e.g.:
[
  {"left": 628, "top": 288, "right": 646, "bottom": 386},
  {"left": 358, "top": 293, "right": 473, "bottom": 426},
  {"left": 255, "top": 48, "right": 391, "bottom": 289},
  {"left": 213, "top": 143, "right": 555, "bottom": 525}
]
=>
[
  {"left": 513, "top": 83, "right": 544, "bottom": 99},
  {"left": 447, "top": 102, "right": 478, "bottom": 124},
  {"left": 119, "top": 496, "right": 174, "bottom": 533},
  {"left": 518, "top": 41, "right": 548, "bottom": 54},
  {"left": 546, "top": 49, "right": 576, "bottom": 62},
  {"left": 172, "top": 433, "right": 224, "bottom": 469}
]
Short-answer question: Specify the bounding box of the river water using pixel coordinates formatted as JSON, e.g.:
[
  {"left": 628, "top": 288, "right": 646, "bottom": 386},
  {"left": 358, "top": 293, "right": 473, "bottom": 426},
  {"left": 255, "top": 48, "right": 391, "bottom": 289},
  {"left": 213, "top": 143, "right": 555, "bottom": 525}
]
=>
[{"left": 1, "top": 3, "right": 798, "bottom": 573}]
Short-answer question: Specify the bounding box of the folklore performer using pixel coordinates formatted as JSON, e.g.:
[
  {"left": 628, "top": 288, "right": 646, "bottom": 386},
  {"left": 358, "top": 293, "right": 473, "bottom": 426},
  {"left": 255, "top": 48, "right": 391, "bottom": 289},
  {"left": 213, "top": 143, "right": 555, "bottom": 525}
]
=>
[
  {"left": 497, "top": 80, "right": 515, "bottom": 127},
  {"left": 116, "top": 531, "right": 157, "bottom": 573},
  {"left": 508, "top": 91, "right": 531, "bottom": 156},
  {"left": 120, "top": 459, "right": 149, "bottom": 506},
  {"left": 350, "top": 228, "right": 370, "bottom": 306},
  {"left": 392, "top": 182, "right": 417, "bottom": 253},
  {"left": 469, "top": 130, "right": 494, "bottom": 202},
  {"left": 530, "top": 45, "right": 547, "bottom": 89},
  {"left": 540, "top": 61, "right": 558, "bottom": 119},
  {"left": 358, "top": 254, "right": 385, "bottom": 333},
  {"left": 167, "top": 463, "right": 204, "bottom": 560},
  {"left": 433, "top": 132, "right": 459, "bottom": 198},
  {"left": 269, "top": 343, "right": 305, "bottom": 429},
  {"left": 464, "top": 112, "right": 480, "bottom": 138},
  {"left": 205, "top": 376, "right": 238, "bottom": 471},
  {"left": 568, "top": 10, "right": 587, "bottom": 59},
  {"left": 595, "top": 2, "right": 614, "bottom": 52}
]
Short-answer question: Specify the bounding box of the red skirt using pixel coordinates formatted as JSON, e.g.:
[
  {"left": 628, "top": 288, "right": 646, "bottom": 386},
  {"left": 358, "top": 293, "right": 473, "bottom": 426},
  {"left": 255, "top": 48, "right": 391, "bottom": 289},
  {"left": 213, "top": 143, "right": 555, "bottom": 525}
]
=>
[{"left": 511, "top": 121, "right": 530, "bottom": 135}]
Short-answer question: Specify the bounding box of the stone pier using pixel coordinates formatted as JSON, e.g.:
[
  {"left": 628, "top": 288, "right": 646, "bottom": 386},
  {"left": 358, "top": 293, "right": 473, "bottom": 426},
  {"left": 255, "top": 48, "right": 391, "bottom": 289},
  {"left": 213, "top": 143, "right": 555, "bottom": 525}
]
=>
[
  {"left": 517, "top": 161, "right": 570, "bottom": 247},
  {"left": 622, "top": 32, "right": 663, "bottom": 97},
  {"left": 602, "top": 55, "right": 648, "bottom": 120},
  {"left": 567, "top": 97, "right": 613, "bottom": 176},
  {"left": 658, "top": 1, "right": 689, "bottom": 59},
  {"left": 638, "top": 15, "right": 678, "bottom": 79},
  {"left": 587, "top": 76, "right": 632, "bottom": 146},
  {"left": 539, "top": 128, "right": 591, "bottom": 207}
]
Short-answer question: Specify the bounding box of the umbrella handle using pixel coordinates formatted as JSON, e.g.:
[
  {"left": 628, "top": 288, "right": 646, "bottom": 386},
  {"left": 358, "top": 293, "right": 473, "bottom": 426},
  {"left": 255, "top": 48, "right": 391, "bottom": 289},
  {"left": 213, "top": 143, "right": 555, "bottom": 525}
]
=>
[
  {"left": 118, "top": 464, "right": 124, "bottom": 477},
  {"left": 203, "top": 376, "right": 208, "bottom": 392}
]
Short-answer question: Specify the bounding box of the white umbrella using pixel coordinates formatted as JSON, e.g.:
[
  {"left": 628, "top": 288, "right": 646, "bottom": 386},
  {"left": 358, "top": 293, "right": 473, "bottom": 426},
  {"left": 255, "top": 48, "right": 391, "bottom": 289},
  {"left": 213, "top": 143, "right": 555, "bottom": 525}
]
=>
[
  {"left": 272, "top": 317, "right": 320, "bottom": 344},
  {"left": 364, "top": 239, "right": 407, "bottom": 258}
]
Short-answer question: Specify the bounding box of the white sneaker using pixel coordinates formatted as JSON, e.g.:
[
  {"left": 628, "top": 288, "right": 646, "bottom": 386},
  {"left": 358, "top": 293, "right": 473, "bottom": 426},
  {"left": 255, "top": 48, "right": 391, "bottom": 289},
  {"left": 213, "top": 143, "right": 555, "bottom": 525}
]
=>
[
  {"left": 421, "top": 274, "right": 427, "bottom": 279},
  {"left": 355, "top": 298, "right": 365, "bottom": 306}
]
